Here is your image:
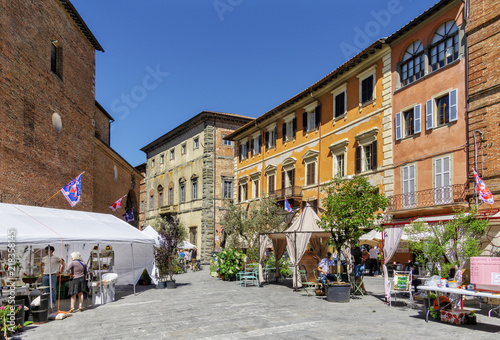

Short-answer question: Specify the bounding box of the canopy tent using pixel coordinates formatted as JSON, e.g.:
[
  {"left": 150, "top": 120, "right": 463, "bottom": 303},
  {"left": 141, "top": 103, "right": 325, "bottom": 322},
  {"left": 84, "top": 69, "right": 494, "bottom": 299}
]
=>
[
  {"left": 0, "top": 202, "right": 155, "bottom": 287},
  {"left": 178, "top": 240, "right": 195, "bottom": 249},
  {"left": 259, "top": 205, "right": 331, "bottom": 288}
]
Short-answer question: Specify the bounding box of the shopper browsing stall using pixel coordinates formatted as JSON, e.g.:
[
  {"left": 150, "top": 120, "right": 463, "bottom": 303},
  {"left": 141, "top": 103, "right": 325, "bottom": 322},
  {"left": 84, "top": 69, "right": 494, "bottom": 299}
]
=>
[
  {"left": 40, "top": 246, "right": 64, "bottom": 307},
  {"left": 66, "top": 251, "right": 87, "bottom": 313}
]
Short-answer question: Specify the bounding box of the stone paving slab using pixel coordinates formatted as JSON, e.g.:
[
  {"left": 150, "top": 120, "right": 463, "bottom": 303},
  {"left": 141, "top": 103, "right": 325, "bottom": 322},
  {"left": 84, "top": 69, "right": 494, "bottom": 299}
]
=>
[{"left": 19, "top": 267, "right": 500, "bottom": 339}]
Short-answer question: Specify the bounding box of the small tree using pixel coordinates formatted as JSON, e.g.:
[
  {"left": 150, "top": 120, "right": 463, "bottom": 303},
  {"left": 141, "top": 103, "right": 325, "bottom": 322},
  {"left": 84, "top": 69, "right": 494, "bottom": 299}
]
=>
[
  {"left": 405, "top": 208, "right": 488, "bottom": 280},
  {"left": 155, "top": 215, "right": 187, "bottom": 281},
  {"left": 220, "top": 196, "right": 286, "bottom": 261},
  {"left": 318, "top": 175, "right": 389, "bottom": 273}
]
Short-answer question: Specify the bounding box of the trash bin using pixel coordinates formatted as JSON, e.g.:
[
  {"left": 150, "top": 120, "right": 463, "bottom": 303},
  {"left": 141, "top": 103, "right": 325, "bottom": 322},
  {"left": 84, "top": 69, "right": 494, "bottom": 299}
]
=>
[{"left": 32, "top": 309, "right": 49, "bottom": 324}]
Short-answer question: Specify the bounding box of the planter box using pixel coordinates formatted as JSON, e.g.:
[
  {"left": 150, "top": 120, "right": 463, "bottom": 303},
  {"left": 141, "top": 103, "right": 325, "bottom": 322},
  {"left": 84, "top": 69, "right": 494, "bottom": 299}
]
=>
[
  {"left": 326, "top": 284, "right": 350, "bottom": 303},
  {"left": 166, "top": 280, "right": 176, "bottom": 289},
  {"left": 157, "top": 281, "right": 166, "bottom": 289},
  {"left": 440, "top": 309, "right": 471, "bottom": 325}
]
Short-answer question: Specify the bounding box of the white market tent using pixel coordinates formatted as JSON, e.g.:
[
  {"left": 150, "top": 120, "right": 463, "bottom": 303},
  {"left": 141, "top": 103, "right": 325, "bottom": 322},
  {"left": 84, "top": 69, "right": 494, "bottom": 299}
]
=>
[
  {"left": 0, "top": 202, "right": 155, "bottom": 288},
  {"left": 259, "top": 205, "right": 331, "bottom": 288}
]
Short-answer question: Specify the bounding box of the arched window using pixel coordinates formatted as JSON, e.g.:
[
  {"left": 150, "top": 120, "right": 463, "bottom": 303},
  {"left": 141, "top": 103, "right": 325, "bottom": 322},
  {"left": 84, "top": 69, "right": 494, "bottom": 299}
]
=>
[
  {"left": 430, "top": 20, "right": 459, "bottom": 71},
  {"left": 401, "top": 40, "right": 424, "bottom": 86}
]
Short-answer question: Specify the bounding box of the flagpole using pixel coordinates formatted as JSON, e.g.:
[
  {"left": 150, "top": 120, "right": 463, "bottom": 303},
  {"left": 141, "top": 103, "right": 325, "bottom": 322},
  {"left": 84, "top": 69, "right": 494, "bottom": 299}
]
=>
[{"left": 40, "top": 190, "right": 61, "bottom": 207}]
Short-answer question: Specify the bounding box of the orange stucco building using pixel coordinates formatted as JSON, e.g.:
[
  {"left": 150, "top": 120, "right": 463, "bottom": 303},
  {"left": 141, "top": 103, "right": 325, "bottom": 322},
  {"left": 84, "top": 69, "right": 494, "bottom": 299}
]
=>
[
  {"left": 386, "top": 0, "right": 468, "bottom": 220},
  {"left": 226, "top": 40, "right": 393, "bottom": 214}
]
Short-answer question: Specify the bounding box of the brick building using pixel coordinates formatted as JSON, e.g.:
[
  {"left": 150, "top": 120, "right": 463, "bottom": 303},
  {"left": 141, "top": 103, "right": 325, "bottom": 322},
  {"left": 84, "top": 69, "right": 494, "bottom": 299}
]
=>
[
  {"left": 466, "top": 0, "right": 500, "bottom": 255},
  {"left": 141, "top": 111, "right": 253, "bottom": 262},
  {"left": 0, "top": 0, "right": 141, "bottom": 223},
  {"left": 136, "top": 163, "right": 147, "bottom": 230}
]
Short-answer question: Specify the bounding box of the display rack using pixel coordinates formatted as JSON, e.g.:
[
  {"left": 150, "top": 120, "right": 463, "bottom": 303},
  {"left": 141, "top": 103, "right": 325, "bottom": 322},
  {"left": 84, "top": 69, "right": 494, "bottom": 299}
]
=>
[{"left": 90, "top": 246, "right": 114, "bottom": 281}]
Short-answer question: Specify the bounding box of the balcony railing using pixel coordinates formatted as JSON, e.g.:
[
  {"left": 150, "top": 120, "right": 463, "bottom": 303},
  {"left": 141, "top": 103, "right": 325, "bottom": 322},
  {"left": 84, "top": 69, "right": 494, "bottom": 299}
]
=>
[
  {"left": 271, "top": 186, "right": 303, "bottom": 200},
  {"left": 387, "top": 184, "right": 467, "bottom": 211},
  {"left": 159, "top": 204, "right": 178, "bottom": 214}
]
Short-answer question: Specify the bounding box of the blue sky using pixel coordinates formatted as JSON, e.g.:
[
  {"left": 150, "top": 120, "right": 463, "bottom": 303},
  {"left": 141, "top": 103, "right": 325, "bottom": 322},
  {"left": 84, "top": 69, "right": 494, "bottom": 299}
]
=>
[{"left": 72, "top": 0, "right": 439, "bottom": 167}]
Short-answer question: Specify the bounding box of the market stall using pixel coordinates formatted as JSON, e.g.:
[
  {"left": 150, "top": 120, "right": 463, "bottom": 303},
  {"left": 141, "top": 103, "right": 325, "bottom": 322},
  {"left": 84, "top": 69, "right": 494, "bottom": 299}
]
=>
[{"left": 0, "top": 202, "right": 155, "bottom": 308}]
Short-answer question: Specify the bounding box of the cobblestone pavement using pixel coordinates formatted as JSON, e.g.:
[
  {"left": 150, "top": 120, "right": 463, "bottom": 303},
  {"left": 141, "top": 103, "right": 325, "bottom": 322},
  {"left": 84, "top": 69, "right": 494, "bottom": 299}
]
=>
[{"left": 20, "top": 268, "right": 500, "bottom": 339}]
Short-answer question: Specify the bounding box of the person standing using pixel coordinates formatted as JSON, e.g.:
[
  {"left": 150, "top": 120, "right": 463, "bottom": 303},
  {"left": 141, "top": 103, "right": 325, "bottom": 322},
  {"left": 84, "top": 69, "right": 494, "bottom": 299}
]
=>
[
  {"left": 369, "top": 246, "right": 379, "bottom": 276},
  {"left": 190, "top": 246, "right": 197, "bottom": 271},
  {"left": 66, "top": 252, "right": 87, "bottom": 313},
  {"left": 40, "top": 246, "right": 64, "bottom": 308}
]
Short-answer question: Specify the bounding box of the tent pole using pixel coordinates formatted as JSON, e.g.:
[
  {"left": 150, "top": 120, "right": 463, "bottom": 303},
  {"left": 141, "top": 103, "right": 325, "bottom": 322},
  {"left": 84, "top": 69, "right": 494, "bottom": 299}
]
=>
[
  {"left": 47, "top": 244, "right": 53, "bottom": 311},
  {"left": 98, "top": 243, "right": 103, "bottom": 304},
  {"left": 131, "top": 243, "right": 136, "bottom": 296},
  {"left": 294, "top": 231, "right": 297, "bottom": 292}
]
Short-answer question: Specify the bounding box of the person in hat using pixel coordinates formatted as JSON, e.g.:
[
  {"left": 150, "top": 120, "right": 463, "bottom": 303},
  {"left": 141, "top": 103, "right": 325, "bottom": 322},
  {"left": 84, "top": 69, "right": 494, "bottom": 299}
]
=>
[
  {"left": 66, "top": 252, "right": 87, "bottom": 313},
  {"left": 40, "top": 246, "right": 65, "bottom": 307}
]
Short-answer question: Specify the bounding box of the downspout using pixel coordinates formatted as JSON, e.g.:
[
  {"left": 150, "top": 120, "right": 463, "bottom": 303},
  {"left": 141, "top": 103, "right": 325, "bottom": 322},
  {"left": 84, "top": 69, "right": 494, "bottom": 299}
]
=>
[
  {"left": 310, "top": 91, "right": 322, "bottom": 208},
  {"left": 213, "top": 113, "right": 217, "bottom": 253},
  {"left": 463, "top": 0, "right": 471, "bottom": 208}
]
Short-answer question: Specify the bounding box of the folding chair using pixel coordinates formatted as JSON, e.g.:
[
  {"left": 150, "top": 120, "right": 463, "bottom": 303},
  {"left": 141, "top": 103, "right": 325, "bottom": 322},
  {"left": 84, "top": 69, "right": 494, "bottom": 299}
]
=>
[
  {"left": 299, "top": 269, "right": 318, "bottom": 297},
  {"left": 389, "top": 271, "right": 413, "bottom": 306},
  {"left": 350, "top": 272, "right": 365, "bottom": 296}
]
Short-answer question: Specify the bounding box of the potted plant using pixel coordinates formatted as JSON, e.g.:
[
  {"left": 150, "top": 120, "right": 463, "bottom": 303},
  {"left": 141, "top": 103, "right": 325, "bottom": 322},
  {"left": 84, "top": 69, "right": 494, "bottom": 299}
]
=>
[
  {"left": 155, "top": 215, "right": 187, "bottom": 289},
  {"left": 0, "top": 305, "right": 22, "bottom": 338},
  {"left": 318, "top": 175, "right": 389, "bottom": 302},
  {"left": 217, "top": 248, "right": 246, "bottom": 281}
]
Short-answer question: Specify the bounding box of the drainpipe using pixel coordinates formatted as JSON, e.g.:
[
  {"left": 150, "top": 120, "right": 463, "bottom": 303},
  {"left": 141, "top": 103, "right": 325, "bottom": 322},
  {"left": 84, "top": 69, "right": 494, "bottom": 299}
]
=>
[
  {"left": 213, "top": 113, "right": 217, "bottom": 254},
  {"left": 310, "top": 91, "right": 322, "bottom": 209}
]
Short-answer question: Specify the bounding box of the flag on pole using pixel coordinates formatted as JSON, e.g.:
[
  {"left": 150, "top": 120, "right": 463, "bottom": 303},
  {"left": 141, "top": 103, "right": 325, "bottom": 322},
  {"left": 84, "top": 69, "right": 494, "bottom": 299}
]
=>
[
  {"left": 284, "top": 197, "right": 293, "bottom": 212},
  {"left": 110, "top": 195, "right": 126, "bottom": 212},
  {"left": 122, "top": 208, "right": 134, "bottom": 222},
  {"left": 60, "top": 173, "right": 84, "bottom": 207},
  {"left": 473, "top": 168, "right": 494, "bottom": 204}
]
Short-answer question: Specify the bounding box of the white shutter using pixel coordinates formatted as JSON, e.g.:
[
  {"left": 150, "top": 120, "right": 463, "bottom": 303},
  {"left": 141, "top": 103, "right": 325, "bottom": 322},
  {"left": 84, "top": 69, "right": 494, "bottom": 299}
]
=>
[
  {"left": 449, "top": 88, "right": 458, "bottom": 122},
  {"left": 395, "top": 112, "right": 402, "bottom": 140},
  {"left": 414, "top": 104, "right": 421, "bottom": 134},
  {"left": 409, "top": 165, "right": 415, "bottom": 193},
  {"left": 403, "top": 166, "right": 408, "bottom": 194},
  {"left": 426, "top": 99, "right": 434, "bottom": 130},
  {"left": 435, "top": 158, "right": 442, "bottom": 188},
  {"left": 443, "top": 156, "right": 450, "bottom": 187}
]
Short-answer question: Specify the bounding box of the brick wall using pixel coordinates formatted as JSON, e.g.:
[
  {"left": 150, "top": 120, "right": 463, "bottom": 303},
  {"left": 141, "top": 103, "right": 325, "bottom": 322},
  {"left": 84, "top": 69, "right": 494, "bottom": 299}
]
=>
[
  {"left": 0, "top": 0, "right": 96, "bottom": 210},
  {"left": 466, "top": 0, "right": 500, "bottom": 209}
]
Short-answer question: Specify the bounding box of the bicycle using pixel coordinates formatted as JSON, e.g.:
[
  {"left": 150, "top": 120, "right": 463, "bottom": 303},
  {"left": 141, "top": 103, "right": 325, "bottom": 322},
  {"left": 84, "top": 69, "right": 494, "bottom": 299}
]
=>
[{"left": 193, "top": 259, "right": 202, "bottom": 271}]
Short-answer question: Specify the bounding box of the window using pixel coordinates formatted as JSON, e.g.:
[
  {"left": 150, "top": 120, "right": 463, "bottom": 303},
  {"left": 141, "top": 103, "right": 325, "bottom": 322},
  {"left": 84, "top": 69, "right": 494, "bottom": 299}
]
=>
[
  {"left": 189, "top": 227, "right": 197, "bottom": 245},
  {"left": 358, "top": 66, "right": 376, "bottom": 106},
  {"left": 302, "top": 102, "right": 320, "bottom": 134},
  {"left": 334, "top": 92, "right": 346, "bottom": 118},
  {"left": 160, "top": 154, "right": 164, "bottom": 164},
  {"left": 402, "top": 164, "right": 416, "bottom": 208},
  {"left": 238, "top": 182, "right": 248, "bottom": 202},
  {"left": 238, "top": 140, "right": 249, "bottom": 161},
  {"left": 434, "top": 156, "right": 451, "bottom": 204},
  {"left": 253, "top": 178, "right": 260, "bottom": 198},
  {"left": 170, "top": 149, "right": 175, "bottom": 160},
  {"left": 335, "top": 154, "right": 345, "bottom": 178},
  {"left": 181, "top": 143, "right": 187, "bottom": 155},
  {"left": 158, "top": 186, "right": 164, "bottom": 207},
  {"left": 425, "top": 89, "right": 458, "bottom": 130},
  {"left": 265, "top": 125, "right": 277, "bottom": 149},
  {"left": 395, "top": 105, "right": 421, "bottom": 140},
  {"left": 306, "top": 162, "right": 316, "bottom": 186},
  {"left": 430, "top": 20, "right": 459, "bottom": 72},
  {"left": 329, "top": 139, "right": 348, "bottom": 178},
  {"left": 180, "top": 182, "right": 186, "bottom": 203},
  {"left": 282, "top": 114, "right": 297, "bottom": 143},
  {"left": 268, "top": 174, "right": 275, "bottom": 194},
  {"left": 193, "top": 137, "right": 199, "bottom": 149},
  {"left": 250, "top": 134, "right": 261, "bottom": 156},
  {"left": 191, "top": 178, "right": 198, "bottom": 200},
  {"left": 140, "top": 200, "right": 144, "bottom": 212},
  {"left": 223, "top": 135, "right": 233, "bottom": 146},
  {"left": 51, "top": 41, "right": 62, "bottom": 78},
  {"left": 223, "top": 180, "right": 233, "bottom": 199},
  {"left": 361, "top": 76, "right": 374, "bottom": 104},
  {"left": 151, "top": 159, "right": 155, "bottom": 169},
  {"left": 168, "top": 187, "right": 173, "bottom": 205},
  {"left": 149, "top": 195, "right": 154, "bottom": 209},
  {"left": 355, "top": 130, "right": 378, "bottom": 174},
  {"left": 401, "top": 41, "right": 425, "bottom": 86}
]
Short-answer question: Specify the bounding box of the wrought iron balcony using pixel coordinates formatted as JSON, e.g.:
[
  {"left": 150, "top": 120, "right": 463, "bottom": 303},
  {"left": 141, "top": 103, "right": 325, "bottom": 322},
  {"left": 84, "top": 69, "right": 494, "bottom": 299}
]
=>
[
  {"left": 387, "top": 184, "right": 467, "bottom": 212},
  {"left": 271, "top": 186, "right": 303, "bottom": 200}
]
